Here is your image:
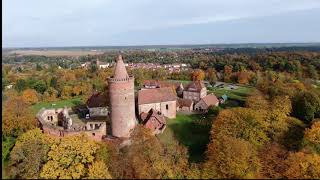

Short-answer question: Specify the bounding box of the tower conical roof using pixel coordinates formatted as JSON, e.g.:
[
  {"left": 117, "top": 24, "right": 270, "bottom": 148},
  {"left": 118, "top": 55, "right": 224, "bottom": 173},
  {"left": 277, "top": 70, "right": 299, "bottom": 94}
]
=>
[{"left": 113, "top": 55, "right": 129, "bottom": 79}]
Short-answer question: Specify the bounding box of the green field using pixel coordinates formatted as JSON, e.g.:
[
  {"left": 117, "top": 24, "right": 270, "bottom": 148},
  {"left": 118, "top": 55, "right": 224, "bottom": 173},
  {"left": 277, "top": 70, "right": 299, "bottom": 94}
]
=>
[
  {"left": 158, "top": 113, "right": 213, "bottom": 162},
  {"left": 31, "top": 96, "right": 83, "bottom": 114},
  {"left": 208, "top": 85, "right": 255, "bottom": 102},
  {"left": 168, "top": 79, "right": 192, "bottom": 85}
]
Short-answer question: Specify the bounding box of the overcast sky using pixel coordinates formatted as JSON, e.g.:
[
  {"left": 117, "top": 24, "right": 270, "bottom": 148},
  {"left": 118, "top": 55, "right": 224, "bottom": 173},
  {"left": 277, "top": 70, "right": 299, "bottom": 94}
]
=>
[{"left": 3, "top": 0, "right": 320, "bottom": 47}]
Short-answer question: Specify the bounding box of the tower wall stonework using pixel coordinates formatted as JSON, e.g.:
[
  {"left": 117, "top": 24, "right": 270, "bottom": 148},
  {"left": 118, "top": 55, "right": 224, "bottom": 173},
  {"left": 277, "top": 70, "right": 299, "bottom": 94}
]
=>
[{"left": 108, "top": 76, "right": 136, "bottom": 138}]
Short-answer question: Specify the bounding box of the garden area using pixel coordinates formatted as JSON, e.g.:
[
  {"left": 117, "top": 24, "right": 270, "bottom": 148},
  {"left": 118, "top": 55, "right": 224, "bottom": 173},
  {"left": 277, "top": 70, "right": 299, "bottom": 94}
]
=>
[
  {"left": 158, "top": 113, "right": 214, "bottom": 163},
  {"left": 31, "top": 96, "right": 84, "bottom": 114}
]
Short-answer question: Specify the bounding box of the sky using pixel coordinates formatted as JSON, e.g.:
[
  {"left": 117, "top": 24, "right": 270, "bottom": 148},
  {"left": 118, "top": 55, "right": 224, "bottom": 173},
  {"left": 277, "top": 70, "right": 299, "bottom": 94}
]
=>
[{"left": 3, "top": 0, "right": 320, "bottom": 47}]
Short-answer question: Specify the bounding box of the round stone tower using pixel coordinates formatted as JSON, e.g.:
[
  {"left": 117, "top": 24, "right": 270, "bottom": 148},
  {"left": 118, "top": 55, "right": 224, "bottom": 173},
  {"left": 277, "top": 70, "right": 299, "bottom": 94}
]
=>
[{"left": 108, "top": 55, "right": 136, "bottom": 138}]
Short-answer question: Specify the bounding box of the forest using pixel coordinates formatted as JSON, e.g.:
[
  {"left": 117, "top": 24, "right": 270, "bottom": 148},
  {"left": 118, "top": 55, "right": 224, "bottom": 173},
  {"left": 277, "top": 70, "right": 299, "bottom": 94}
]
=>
[{"left": 2, "top": 48, "right": 320, "bottom": 179}]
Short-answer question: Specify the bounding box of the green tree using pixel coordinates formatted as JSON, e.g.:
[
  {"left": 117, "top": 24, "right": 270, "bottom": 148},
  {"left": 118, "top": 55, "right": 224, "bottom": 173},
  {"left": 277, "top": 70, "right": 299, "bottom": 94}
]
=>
[
  {"left": 292, "top": 91, "right": 320, "bottom": 124},
  {"left": 8, "top": 129, "right": 57, "bottom": 179},
  {"left": 15, "top": 79, "right": 27, "bottom": 93}
]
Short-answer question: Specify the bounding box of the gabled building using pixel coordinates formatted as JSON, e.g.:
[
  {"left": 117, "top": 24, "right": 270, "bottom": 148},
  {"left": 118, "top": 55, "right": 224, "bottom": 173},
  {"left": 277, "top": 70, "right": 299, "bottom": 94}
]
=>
[
  {"left": 183, "top": 81, "right": 207, "bottom": 102},
  {"left": 86, "top": 91, "right": 109, "bottom": 117},
  {"left": 140, "top": 108, "right": 166, "bottom": 135},
  {"left": 194, "top": 94, "right": 219, "bottom": 112},
  {"left": 177, "top": 98, "right": 193, "bottom": 112},
  {"left": 138, "top": 87, "right": 177, "bottom": 119}
]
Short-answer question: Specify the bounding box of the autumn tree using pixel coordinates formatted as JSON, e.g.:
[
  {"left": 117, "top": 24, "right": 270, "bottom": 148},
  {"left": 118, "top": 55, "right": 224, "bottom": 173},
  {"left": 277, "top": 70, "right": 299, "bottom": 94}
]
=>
[
  {"left": 204, "top": 135, "right": 261, "bottom": 179},
  {"left": 303, "top": 120, "right": 320, "bottom": 153},
  {"left": 87, "top": 161, "right": 112, "bottom": 179},
  {"left": 40, "top": 134, "right": 99, "bottom": 179},
  {"left": 2, "top": 96, "right": 37, "bottom": 136},
  {"left": 21, "top": 89, "right": 39, "bottom": 105},
  {"left": 284, "top": 151, "right": 320, "bottom": 179},
  {"left": 211, "top": 108, "right": 269, "bottom": 148},
  {"left": 108, "top": 126, "right": 189, "bottom": 179},
  {"left": 258, "top": 143, "right": 288, "bottom": 178},
  {"left": 191, "top": 69, "right": 205, "bottom": 81},
  {"left": 8, "top": 129, "right": 57, "bottom": 179},
  {"left": 223, "top": 65, "right": 233, "bottom": 82},
  {"left": 206, "top": 68, "right": 217, "bottom": 84}
]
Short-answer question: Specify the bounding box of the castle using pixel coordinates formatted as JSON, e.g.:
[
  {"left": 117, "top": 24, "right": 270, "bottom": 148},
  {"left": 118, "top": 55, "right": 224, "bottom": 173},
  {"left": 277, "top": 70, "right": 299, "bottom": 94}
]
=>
[
  {"left": 37, "top": 55, "right": 220, "bottom": 141},
  {"left": 37, "top": 55, "right": 137, "bottom": 140}
]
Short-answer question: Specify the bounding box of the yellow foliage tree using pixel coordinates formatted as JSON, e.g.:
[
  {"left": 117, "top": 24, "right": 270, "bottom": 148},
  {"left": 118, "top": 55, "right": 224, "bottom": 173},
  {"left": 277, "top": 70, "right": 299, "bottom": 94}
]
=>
[
  {"left": 204, "top": 135, "right": 261, "bottom": 179},
  {"left": 9, "top": 128, "right": 58, "bottom": 179},
  {"left": 305, "top": 120, "right": 320, "bottom": 144},
  {"left": 40, "top": 134, "right": 99, "bottom": 179},
  {"left": 87, "top": 161, "right": 112, "bottom": 179},
  {"left": 21, "top": 89, "right": 39, "bottom": 105},
  {"left": 284, "top": 151, "right": 320, "bottom": 179},
  {"left": 2, "top": 96, "right": 37, "bottom": 136}
]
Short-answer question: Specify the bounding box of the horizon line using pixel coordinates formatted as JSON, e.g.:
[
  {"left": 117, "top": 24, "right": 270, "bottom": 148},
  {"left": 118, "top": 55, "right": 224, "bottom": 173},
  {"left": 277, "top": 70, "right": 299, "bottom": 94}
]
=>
[{"left": 3, "top": 42, "right": 320, "bottom": 49}]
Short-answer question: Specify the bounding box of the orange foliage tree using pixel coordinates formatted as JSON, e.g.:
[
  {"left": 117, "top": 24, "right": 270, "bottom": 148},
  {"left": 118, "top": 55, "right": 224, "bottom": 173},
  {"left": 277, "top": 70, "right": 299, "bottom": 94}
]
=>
[
  {"left": 284, "top": 151, "right": 320, "bottom": 179},
  {"left": 2, "top": 96, "right": 37, "bottom": 136},
  {"left": 21, "top": 89, "right": 39, "bottom": 105},
  {"left": 191, "top": 69, "right": 205, "bottom": 81}
]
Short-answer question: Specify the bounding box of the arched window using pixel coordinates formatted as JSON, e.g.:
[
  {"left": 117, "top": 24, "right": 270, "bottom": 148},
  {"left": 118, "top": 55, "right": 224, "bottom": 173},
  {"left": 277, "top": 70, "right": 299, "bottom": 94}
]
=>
[{"left": 166, "top": 104, "right": 169, "bottom": 110}]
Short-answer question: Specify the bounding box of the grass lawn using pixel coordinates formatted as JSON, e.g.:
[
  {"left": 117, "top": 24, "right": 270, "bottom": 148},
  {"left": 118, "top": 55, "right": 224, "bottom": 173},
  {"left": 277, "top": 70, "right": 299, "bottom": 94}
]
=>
[
  {"left": 168, "top": 79, "right": 191, "bottom": 85},
  {"left": 31, "top": 96, "right": 84, "bottom": 114},
  {"left": 158, "top": 113, "right": 214, "bottom": 163},
  {"left": 208, "top": 85, "right": 255, "bottom": 102}
]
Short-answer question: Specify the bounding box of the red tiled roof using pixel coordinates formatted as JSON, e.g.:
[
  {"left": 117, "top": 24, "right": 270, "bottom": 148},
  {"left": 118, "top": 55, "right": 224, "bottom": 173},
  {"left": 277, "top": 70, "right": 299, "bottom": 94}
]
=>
[
  {"left": 138, "top": 87, "right": 176, "bottom": 105},
  {"left": 185, "top": 81, "right": 205, "bottom": 92},
  {"left": 86, "top": 91, "right": 109, "bottom": 108},
  {"left": 201, "top": 94, "right": 219, "bottom": 106},
  {"left": 140, "top": 108, "right": 166, "bottom": 124},
  {"left": 177, "top": 98, "right": 193, "bottom": 107},
  {"left": 113, "top": 55, "right": 129, "bottom": 79},
  {"left": 143, "top": 80, "right": 180, "bottom": 89}
]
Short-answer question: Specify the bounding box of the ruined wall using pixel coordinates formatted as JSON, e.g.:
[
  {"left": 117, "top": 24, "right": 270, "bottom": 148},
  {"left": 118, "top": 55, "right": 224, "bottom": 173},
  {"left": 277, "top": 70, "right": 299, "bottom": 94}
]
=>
[{"left": 89, "top": 107, "right": 109, "bottom": 117}]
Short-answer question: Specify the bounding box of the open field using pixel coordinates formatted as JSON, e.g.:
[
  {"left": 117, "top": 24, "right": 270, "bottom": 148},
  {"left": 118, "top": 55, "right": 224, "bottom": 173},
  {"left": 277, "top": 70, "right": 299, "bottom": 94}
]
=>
[
  {"left": 208, "top": 85, "right": 255, "bottom": 102},
  {"left": 158, "top": 113, "right": 214, "bottom": 162},
  {"left": 10, "top": 50, "right": 104, "bottom": 57},
  {"left": 31, "top": 96, "right": 83, "bottom": 114}
]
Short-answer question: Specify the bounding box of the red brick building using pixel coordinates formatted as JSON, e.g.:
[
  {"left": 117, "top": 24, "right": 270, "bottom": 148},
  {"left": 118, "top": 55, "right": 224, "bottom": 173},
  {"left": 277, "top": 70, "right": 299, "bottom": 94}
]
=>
[{"left": 108, "top": 55, "right": 136, "bottom": 138}]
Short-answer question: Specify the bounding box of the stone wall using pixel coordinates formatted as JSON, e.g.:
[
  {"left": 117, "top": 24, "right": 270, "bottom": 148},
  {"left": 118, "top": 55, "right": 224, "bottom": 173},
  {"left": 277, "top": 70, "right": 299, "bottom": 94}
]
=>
[
  {"left": 89, "top": 107, "right": 109, "bottom": 117},
  {"left": 138, "top": 100, "right": 176, "bottom": 119}
]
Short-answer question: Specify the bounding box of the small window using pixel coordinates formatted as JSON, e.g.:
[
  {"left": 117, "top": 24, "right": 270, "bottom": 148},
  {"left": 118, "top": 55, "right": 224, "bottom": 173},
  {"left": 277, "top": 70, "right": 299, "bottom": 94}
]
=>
[
  {"left": 51, "top": 116, "right": 53, "bottom": 121},
  {"left": 92, "top": 133, "right": 95, "bottom": 136},
  {"left": 47, "top": 116, "right": 50, "bottom": 120},
  {"left": 166, "top": 104, "right": 169, "bottom": 110}
]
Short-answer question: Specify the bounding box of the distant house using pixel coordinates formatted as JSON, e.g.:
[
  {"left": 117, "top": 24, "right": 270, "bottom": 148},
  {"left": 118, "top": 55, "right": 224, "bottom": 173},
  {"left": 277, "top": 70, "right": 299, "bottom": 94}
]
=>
[
  {"left": 177, "top": 98, "right": 193, "bottom": 112},
  {"left": 5, "top": 84, "right": 13, "bottom": 89},
  {"left": 140, "top": 108, "right": 166, "bottom": 135},
  {"left": 183, "top": 81, "right": 207, "bottom": 102},
  {"left": 96, "top": 59, "right": 110, "bottom": 69},
  {"left": 138, "top": 87, "right": 177, "bottom": 119},
  {"left": 194, "top": 94, "right": 219, "bottom": 112},
  {"left": 86, "top": 91, "right": 109, "bottom": 117},
  {"left": 81, "top": 62, "right": 91, "bottom": 68}
]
